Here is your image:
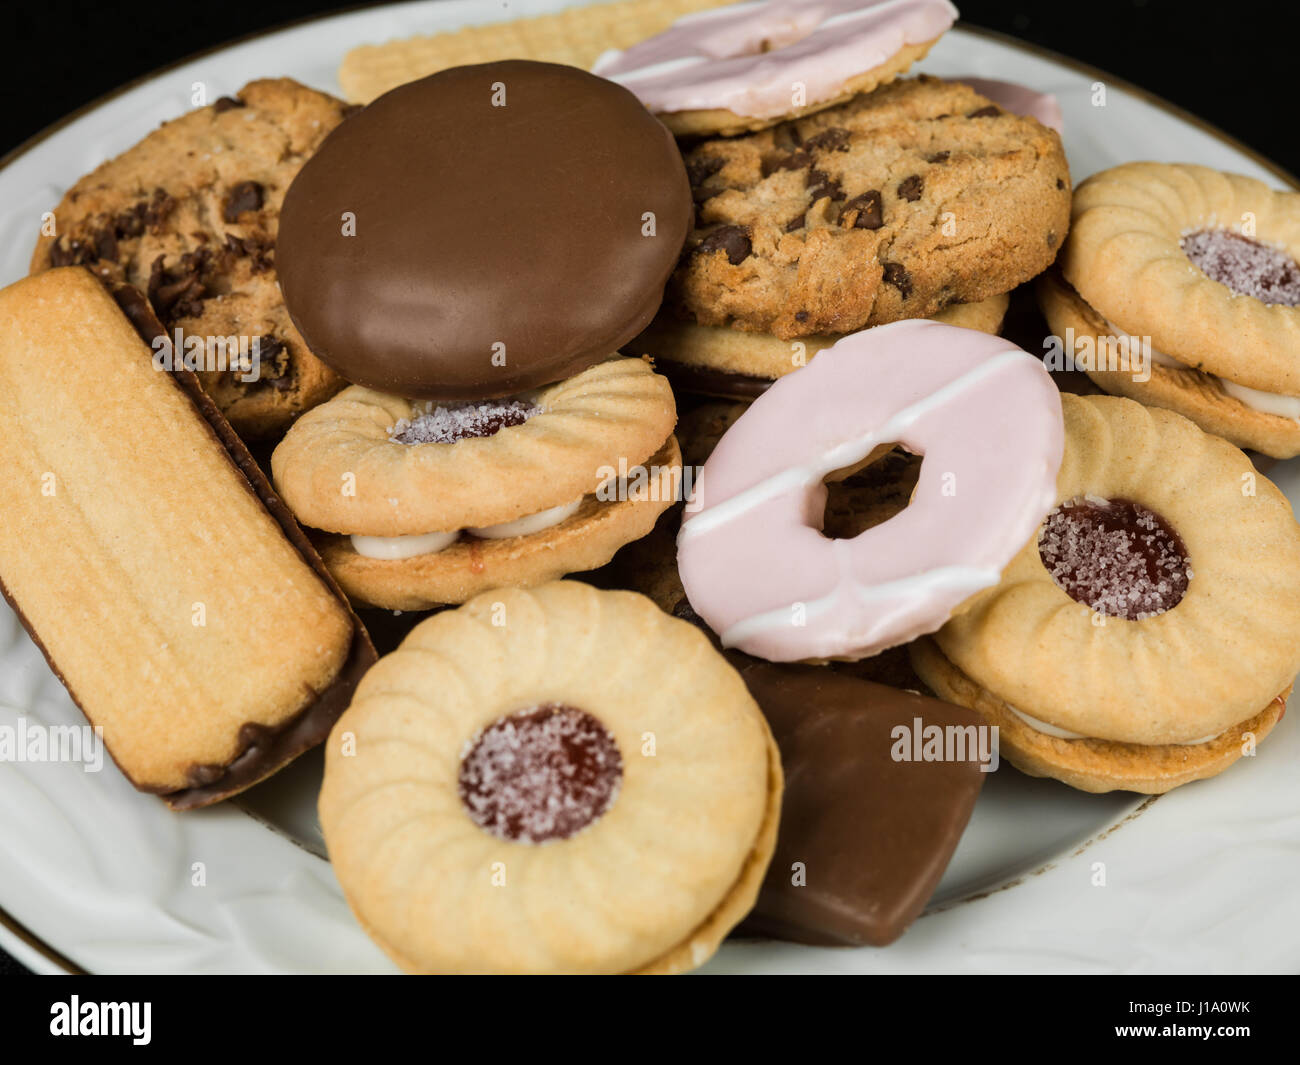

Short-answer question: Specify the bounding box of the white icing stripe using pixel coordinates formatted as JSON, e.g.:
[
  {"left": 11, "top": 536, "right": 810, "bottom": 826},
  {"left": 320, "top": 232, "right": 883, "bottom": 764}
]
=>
[
  {"left": 1005, "top": 704, "right": 1223, "bottom": 746},
  {"left": 816, "top": 0, "right": 925, "bottom": 33},
  {"left": 676, "top": 319, "right": 1064, "bottom": 662},
  {"left": 609, "top": 55, "right": 706, "bottom": 82},
  {"left": 720, "top": 561, "right": 1001, "bottom": 647},
  {"left": 627, "top": 0, "right": 925, "bottom": 42},
  {"left": 680, "top": 349, "right": 1032, "bottom": 542}
]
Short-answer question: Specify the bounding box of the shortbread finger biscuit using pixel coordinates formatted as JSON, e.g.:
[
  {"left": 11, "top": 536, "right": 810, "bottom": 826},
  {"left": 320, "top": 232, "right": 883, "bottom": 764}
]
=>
[
  {"left": 913, "top": 638, "right": 1289, "bottom": 794},
  {"left": 338, "top": 0, "right": 732, "bottom": 104},
  {"left": 319, "top": 437, "right": 682, "bottom": 610},
  {"left": 593, "top": 0, "right": 955, "bottom": 137},
  {"left": 0, "top": 269, "right": 372, "bottom": 806},
  {"left": 1038, "top": 268, "right": 1300, "bottom": 458},
  {"left": 636, "top": 293, "right": 1009, "bottom": 398},
  {"left": 29, "top": 79, "right": 351, "bottom": 439},
  {"left": 676, "top": 76, "right": 1071, "bottom": 339},
  {"left": 319, "top": 581, "right": 781, "bottom": 974}
]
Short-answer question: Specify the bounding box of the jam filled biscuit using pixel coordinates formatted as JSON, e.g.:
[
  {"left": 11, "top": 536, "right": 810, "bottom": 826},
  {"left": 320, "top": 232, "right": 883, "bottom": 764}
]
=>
[
  {"left": 318, "top": 581, "right": 782, "bottom": 974},
  {"left": 672, "top": 75, "right": 1071, "bottom": 340},
  {"left": 913, "top": 393, "right": 1300, "bottom": 793},
  {"left": 272, "top": 357, "right": 681, "bottom": 610},
  {"left": 593, "top": 0, "right": 957, "bottom": 137},
  {"left": 634, "top": 292, "right": 1009, "bottom": 400},
  {"left": 1046, "top": 162, "right": 1300, "bottom": 458},
  {"left": 277, "top": 60, "right": 691, "bottom": 401},
  {"left": 29, "top": 79, "right": 352, "bottom": 439},
  {"left": 0, "top": 269, "right": 372, "bottom": 807},
  {"left": 733, "top": 661, "right": 984, "bottom": 947}
]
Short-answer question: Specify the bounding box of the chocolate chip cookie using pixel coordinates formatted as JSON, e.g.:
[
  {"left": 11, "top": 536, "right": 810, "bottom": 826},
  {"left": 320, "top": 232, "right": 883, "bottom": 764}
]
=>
[
  {"left": 674, "top": 75, "right": 1071, "bottom": 339},
  {"left": 30, "top": 79, "right": 354, "bottom": 439}
]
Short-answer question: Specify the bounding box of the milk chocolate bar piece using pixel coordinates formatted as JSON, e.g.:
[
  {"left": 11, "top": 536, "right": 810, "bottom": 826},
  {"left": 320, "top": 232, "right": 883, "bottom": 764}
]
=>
[
  {"left": 733, "top": 660, "right": 986, "bottom": 947},
  {"left": 0, "top": 268, "right": 375, "bottom": 808}
]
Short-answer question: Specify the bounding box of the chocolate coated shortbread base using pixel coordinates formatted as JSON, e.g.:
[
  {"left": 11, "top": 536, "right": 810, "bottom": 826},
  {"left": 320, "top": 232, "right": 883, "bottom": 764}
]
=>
[{"left": 734, "top": 661, "right": 985, "bottom": 947}]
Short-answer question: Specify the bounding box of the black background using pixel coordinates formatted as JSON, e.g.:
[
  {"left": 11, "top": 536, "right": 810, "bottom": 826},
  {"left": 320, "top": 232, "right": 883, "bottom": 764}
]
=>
[
  {"left": 0, "top": 0, "right": 1296, "bottom": 976},
  {"left": 5, "top": 0, "right": 1299, "bottom": 177}
]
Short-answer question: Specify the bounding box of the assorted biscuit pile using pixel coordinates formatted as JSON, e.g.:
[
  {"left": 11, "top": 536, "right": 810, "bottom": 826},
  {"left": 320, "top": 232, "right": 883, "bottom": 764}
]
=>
[{"left": 2, "top": 0, "right": 1299, "bottom": 974}]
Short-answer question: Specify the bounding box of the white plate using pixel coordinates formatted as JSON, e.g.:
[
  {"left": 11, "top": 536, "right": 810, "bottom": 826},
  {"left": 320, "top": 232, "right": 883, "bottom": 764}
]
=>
[{"left": 1, "top": 0, "right": 1296, "bottom": 975}]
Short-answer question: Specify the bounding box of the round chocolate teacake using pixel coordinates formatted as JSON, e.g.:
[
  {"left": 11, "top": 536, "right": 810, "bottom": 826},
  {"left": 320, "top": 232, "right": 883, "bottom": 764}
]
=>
[{"left": 278, "top": 60, "right": 692, "bottom": 399}]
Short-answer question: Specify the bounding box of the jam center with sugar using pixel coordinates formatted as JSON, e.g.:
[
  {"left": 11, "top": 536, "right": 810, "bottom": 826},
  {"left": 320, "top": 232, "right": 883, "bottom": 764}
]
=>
[
  {"left": 1181, "top": 228, "right": 1300, "bottom": 306},
  {"left": 457, "top": 704, "right": 623, "bottom": 844},
  {"left": 390, "top": 398, "right": 540, "bottom": 444},
  {"left": 1038, "top": 496, "right": 1191, "bottom": 620}
]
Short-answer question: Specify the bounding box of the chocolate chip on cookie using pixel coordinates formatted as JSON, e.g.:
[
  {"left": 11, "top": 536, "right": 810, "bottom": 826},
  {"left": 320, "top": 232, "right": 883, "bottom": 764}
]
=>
[
  {"left": 222, "top": 180, "right": 264, "bottom": 223},
  {"left": 804, "top": 126, "right": 851, "bottom": 152},
  {"left": 696, "top": 225, "right": 752, "bottom": 266},
  {"left": 30, "top": 79, "right": 352, "bottom": 439},
  {"left": 807, "top": 169, "right": 846, "bottom": 202},
  {"left": 687, "top": 155, "right": 725, "bottom": 186},
  {"left": 882, "top": 262, "right": 913, "bottom": 298},
  {"left": 897, "top": 174, "right": 924, "bottom": 202},
  {"left": 842, "top": 190, "right": 883, "bottom": 230}
]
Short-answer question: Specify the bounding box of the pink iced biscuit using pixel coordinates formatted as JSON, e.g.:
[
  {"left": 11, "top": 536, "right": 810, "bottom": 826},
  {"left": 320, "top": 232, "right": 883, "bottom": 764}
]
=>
[
  {"left": 592, "top": 0, "right": 958, "bottom": 120},
  {"left": 950, "top": 75, "right": 1064, "bottom": 133},
  {"left": 677, "top": 320, "right": 1064, "bottom": 662}
]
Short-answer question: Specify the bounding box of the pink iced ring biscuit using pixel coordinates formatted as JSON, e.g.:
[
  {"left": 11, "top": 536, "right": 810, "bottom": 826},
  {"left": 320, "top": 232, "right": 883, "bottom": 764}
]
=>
[
  {"left": 592, "top": 0, "right": 957, "bottom": 125},
  {"left": 949, "top": 75, "right": 1064, "bottom": 133},
  {"left": 677, "top": 320, "right": 1065, "bottom": 662}
]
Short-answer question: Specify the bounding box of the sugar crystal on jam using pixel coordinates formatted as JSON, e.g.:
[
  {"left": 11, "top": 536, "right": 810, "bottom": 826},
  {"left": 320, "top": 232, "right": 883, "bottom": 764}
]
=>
[
  {"left": 458, "top": 704, "right": 623, "bottom": 844},
  {"left": 1181, "top": 229, "right": 1300, "bottom": 306},
  {"left": 1038, "top": 496, "right": 1191, "bottom": 619}
]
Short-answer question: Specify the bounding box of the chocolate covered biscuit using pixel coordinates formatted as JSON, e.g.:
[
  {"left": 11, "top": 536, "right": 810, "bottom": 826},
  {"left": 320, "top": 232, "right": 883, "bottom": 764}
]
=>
[
  {"left": 277, "top": 60, "right": 692, "bottom": 400},
  {"left": 0, "top": 268, "right": 375, "bottom": 808},
  {"left": 734, "top": 661, "right": 986, "bottom": 947}
]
